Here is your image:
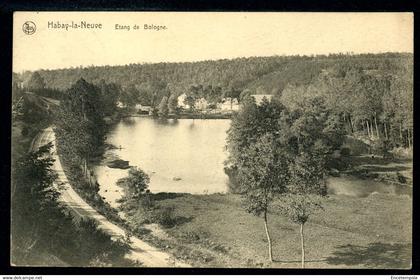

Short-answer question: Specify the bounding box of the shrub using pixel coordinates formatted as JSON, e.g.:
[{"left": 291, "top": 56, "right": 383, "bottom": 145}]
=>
[
  {"left": 342, "top": 135, "right": 370, "bottom": 155},
  {"left": 117, "top": 167, "right": 150, "bottom": 198},
  {"left": 139, "top": 191, "right": 155, "bottom": 210},
  {"left": 124, "top": 205, "right": 154, "bottom": 227},
  {"left": 340, "top": 147, "right": 351, "bottom": 156},
  {"left": 181, "top": 231, "right": 201, "bottom": 242},
  {"left": 397, "top": 172, "right": 407, "bottom": 184},
  {"left": 224, "top": 166, "right": 243, "bottom": 194},
  {"left": 152, "top": 206, "right": 177, "bottom": 228},
  {"left": 391, "top": 147, "right": 413, "bottom": 159},
  {"left": 21, "top": 125, "right": 29, "bottom": 136},
  {"left": 372, "top": 139, "right": 392, "bottom": 158}
]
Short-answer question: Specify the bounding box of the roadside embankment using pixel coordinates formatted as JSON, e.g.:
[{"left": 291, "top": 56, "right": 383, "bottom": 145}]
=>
[{"left": 40, "top": 127, "right": 191, "bottom": 267}]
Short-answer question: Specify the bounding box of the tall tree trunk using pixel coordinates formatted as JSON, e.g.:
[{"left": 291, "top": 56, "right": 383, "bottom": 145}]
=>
[
  {"left": 366, "top": 120, "right": 371, "bottom": 139},
  {"left": 384, "top": 122, "right": 388, "bottom": 140},
  {"left": 81, "top": 160, "right": 85, "bottom": 177},
  {"left": 344, "top": 114, "right": 352, "bottom": 134},
  {"left": 411, "top": 128, "right": 413, "bottom": 148},
  {"left": 82, "top": 97, "right": 87, "bottom": 121},
  {"left": 408, "top": 129, "right": 412, "bottom": 149},
  {"left": 343, "top": 114, "right": 347, "bottom": 132},
  {"left": 84, "top": 158, "right": 88, "bottom": 178},
  {"left": 263, "top": 211, "right": 273, "bottom": 262},
  {"left": 349, "top": 115, "right": 354, "bottom": 133},
  {"left": 374, "top": 115, "right": 380, "bottom": 139},
  {"left": 399, "top": 123, "right": 403, "bottom": 144},
  {"left": 365, "top": 121, "right": 369, "bottom": 137},
  {"left": 300, "top": 223, "right": 305, "bottom": 269},
  {"left": 370, "top": 121, "right": 375, "bottom": 140},
  {"left": 87, "top": 156, "right": 92, "bottom": 186}
]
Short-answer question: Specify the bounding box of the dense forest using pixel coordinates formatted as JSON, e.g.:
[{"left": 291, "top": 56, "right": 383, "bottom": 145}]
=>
[{"left": 13, "top": 52, "right": 413, "bottom": 149}]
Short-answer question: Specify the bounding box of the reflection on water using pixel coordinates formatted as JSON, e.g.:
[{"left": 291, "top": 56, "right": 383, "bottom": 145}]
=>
[
  {"left": 95, "top": 118, "right": 230, "bottom": 206},
  {"left": 95, "top": 117, "right": 411, "bottom": 207}
]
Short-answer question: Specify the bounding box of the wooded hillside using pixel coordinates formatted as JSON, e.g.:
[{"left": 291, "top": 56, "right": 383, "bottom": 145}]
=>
[{"left": 14, "top": 52, "right": 413, "bottom": 149}]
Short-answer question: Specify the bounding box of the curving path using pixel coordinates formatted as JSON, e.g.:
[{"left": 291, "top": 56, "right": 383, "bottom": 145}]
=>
[{"left": 31, "top": 127, "right": 190, "bottom": 268}]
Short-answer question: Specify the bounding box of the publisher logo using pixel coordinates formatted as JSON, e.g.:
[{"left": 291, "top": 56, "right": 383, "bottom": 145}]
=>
[{"left": 22, "top": 21, "right": 36, "bottom": 35}]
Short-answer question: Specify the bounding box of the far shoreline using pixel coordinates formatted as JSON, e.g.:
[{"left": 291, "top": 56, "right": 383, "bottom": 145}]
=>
[{"left": 119, "top": 112, "right": 234, "bottom": 120}]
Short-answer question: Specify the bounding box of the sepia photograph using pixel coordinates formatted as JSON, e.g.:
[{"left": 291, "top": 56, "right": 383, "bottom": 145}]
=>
[{"left": 11, "top": 12, "right": 413, "bottom": 269}]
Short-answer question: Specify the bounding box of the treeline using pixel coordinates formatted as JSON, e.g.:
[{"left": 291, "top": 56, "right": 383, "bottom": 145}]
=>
[
  {"left": 54, "top": 77, "right": 119, "bottom": 179},
  {"left": 53, "top": 78, "right": 128, "bottom": 223},
  {"left": 13, "top": 72, "right": 63, "bottom": 101},
  {"left": 279, "top": 64, "right": 413, "bottom": 150},
  {"left": 11, "top": 144, "right": 135, "bottom": 266},
  {"left": 15, "top": 52, "right": 413, "bottom": 149},
  {"left": 15, "top": 53, "right": 411, "bottom": 105},
  {"left": 18, "top": 53, "right": 410, "bottom": 93}
]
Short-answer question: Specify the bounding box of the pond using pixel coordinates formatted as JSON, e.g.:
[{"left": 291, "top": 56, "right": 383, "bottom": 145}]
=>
[
  {"left": 94, "top": 117, "right": 411, "bottom": 207},
  {"left": 95, "top": 118, "right": 230, "bottom": 206}
]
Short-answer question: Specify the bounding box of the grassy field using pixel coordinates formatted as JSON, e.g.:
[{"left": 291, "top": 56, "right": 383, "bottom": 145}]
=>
[{"left": 126, "top": 191, "right": 412, "bottom": 268}]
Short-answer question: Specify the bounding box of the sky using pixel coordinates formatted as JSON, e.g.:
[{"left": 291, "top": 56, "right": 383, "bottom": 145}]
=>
[{"left": 13, "top": 12, "right": 413, "bottom": 72}]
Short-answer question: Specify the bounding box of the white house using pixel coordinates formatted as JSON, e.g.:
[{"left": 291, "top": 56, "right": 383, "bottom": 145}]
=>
[
  {"left": 178, "top": 94, "right": 210, "bottom": 111},
  {"left": 135, "top": 104, "right": 151, "bottom": 113},
  {"left": 177, "top": 93, "right": 190, "bottom": 109},
  {"left": 195, "top": 98, "right": 208, "bottom": 110},
  {"left": 250, "top": 94, "right": 273, "bottom": 105}
]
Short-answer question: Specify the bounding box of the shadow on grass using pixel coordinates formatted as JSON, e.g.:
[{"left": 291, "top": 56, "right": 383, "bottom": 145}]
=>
[
  {"left": 361, "top": 165, "right": 410, "bottom": 173},
  {"left": 173, "top": 216, "right": 194, "bottom": 226},
  {"left": 150, "top": 192, "right": 187, "bottom": 201},
  {"left": 325, "top": 242, "right": 411, "bottom": 269},
  {"left": 349, "top": 156, "right": 411, "bottom": 166},
  {"left": 158, "top": 215, "right": 194, "bottom": 229},
  {"left": 273, "top": 259, "right": 325, "bottom": 264}
]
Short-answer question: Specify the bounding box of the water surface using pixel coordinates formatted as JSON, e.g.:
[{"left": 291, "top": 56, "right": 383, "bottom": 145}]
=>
[
  {"left": 95, "top": 118, "right": 230, "bottom": 206},
  {"left": 95, "top": 117, "right": 411, "bottom": 207}
]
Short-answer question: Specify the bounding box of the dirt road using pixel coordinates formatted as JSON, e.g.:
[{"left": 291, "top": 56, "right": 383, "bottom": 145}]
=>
[{"left": 31, "top": 127, "right": 190, "bottom": 267}]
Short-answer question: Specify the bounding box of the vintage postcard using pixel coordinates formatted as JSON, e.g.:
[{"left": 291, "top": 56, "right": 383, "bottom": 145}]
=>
[{"left": 11, "top": 12, "right": 413, "bottom": 268}]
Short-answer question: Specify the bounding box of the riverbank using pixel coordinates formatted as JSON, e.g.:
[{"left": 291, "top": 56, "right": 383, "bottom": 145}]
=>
[
  {"left": 338, "top": 155, "right": 413, "bottom": 187},
  {"left": 121, "top": 112, "right": 233, "bottom": 119},
  {"left": 122, "top": 191, "right": 411, "bottom": 268}
]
